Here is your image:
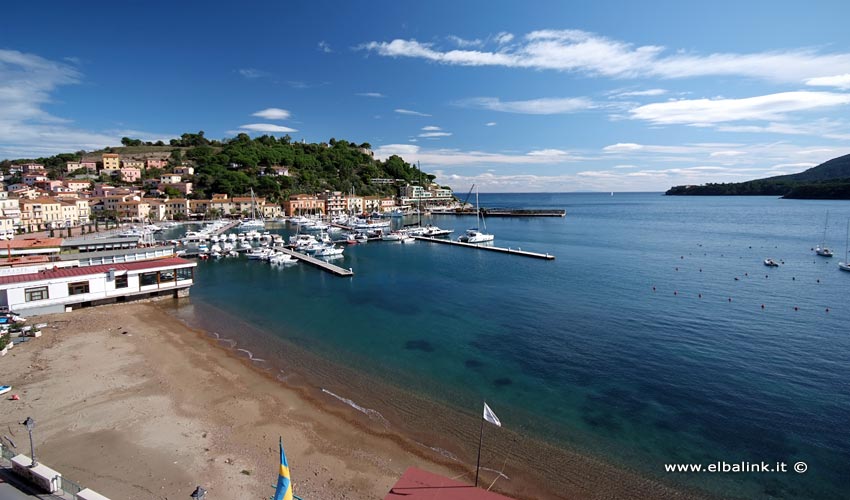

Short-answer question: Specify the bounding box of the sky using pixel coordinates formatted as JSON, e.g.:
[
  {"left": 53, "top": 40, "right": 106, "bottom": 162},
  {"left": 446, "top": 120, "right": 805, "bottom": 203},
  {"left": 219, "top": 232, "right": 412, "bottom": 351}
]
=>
[{"left": 4, "top": 0, "right": 850, "bottom": 192}]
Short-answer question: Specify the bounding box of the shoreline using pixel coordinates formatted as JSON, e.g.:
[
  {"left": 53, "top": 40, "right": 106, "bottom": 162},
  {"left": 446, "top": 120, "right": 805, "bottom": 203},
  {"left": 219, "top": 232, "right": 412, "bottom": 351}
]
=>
[{"left": 1, "top": 300, "right": 707, "bottom": 499}]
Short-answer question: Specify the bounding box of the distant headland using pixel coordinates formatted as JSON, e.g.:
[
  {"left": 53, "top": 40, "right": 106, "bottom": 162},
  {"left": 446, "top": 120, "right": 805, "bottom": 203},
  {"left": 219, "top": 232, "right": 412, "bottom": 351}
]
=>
[{"left": 666, "top": 152, "right": 850, "bottom": 199}]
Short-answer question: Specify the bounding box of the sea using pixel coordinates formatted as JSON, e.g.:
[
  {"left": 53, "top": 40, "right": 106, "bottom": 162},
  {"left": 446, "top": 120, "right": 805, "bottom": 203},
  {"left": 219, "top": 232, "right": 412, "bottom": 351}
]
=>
[{"left": 160, "top": 193, "right": 850, "bottom": 499}]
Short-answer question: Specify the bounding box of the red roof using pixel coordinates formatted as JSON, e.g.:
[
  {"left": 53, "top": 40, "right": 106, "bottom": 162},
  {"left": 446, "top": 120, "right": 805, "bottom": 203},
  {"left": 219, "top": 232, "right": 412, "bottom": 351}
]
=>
[
  {"left": 385, "top": 467, "right": 514, "bottom": 500},
  {"left": 0, "top": 257, "right": 195, "bottom": 285}
]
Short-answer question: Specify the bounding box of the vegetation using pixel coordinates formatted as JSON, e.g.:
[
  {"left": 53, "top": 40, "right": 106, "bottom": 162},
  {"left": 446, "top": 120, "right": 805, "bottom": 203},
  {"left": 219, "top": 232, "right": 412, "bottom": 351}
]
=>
[
  {"left": 1, "top": 132, "right": 434, "bottom": 202},
  {"left": 666, "top": 153, "right": 850, "bottom": 199}
]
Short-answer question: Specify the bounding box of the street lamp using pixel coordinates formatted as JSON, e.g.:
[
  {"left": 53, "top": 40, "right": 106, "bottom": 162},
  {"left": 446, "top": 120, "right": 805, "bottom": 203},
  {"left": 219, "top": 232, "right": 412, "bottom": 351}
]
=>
[
  {"left": 21, "top": 417, "right": 36, "bottom": 467},
  {"left": 190, "top": 486, "right": 206, "bottom": 499}
]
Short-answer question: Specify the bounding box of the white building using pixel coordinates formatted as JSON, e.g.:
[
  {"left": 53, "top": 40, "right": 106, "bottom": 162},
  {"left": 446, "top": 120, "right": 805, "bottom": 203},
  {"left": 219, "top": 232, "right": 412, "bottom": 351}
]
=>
[{"left": 0, "top": 257, "right": 197, "bottom": 316}]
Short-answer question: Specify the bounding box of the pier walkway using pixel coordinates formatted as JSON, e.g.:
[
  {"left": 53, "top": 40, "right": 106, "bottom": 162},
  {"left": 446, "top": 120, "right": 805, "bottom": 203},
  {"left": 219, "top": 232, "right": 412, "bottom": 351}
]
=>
[
  {"left": 276, "top": 247, "right": 354, "bottom": 276},
  {"left": 413, "top": 236, "right": 555, "bottom": 260}
]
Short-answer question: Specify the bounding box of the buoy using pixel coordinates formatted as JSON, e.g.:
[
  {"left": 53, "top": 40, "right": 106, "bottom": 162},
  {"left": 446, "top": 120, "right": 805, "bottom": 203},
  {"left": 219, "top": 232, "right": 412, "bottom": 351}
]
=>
[
  {"left": 765, "top": 275, "right": 769, "bottom": 278},
  {"left": 698, "top": 293, "right": 702, "bottom": 298},
  {"left": 825, "top": 308, "right": 830, "bottom": 313},
  {"left": 728, "top": 298, "right": 732, "bottom": 302},
  {"left": 792, "top": 277, "right": 795, "bottom": 280},
  {"left": 734, "top": 277, "right": 739, "bottom": 281},
  {"left": 761, "top": 304, "right": 765, "bottom": 309},
  {"left": 817, "top": 279, "right": 820, "bottom": 283},
  {"left": 745, "top": 272, "right": 748, "bottom": 276},
  {"left": 794, "top": 306, "right": 799, "bottom": 311},
  {"left": 10, "top": 394, "right": 19, "bottom": 400},
  {"left": 652, "top": 286, "right": 656, "bottom": 291},
  {"left": 699, "top": 268, "right": 702, "bottom": 272},
  {"left": 680, "top": 256, "right": 684, "bottom": 259},
  {"left": 675, "top": 267, "right": 679, "bottom": 271},
  {"left": 674, "top": 291, "right": 678, "bottom": 295}
]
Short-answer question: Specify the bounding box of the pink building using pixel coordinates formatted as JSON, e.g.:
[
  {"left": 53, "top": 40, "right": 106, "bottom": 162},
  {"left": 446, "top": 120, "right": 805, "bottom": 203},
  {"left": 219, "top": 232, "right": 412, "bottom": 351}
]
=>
[
  {"left": 119, "top": 167, "right": 142, "bottom": 183},
  {"left": 23, "top": 173, "right": 49, "bottom": 186},
  {"left": 64, "top": 180, "right": 91, "bottom": 192},
  {"left": 146, "top": 158, "right": 168, "bottom": 169}
]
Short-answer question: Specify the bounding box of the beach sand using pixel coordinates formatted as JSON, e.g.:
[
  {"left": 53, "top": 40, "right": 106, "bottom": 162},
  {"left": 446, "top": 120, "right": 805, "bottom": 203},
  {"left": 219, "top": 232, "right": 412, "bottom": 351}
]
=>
[{"left": 0, "top": 301, "right": 704, "bottom": 500}]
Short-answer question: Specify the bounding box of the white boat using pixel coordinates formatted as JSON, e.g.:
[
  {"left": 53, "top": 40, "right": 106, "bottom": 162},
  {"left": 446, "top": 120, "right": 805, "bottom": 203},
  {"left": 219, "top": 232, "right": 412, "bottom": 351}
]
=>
[
  {"left": 270, "top": 253, "right": 294, "bottom": 265},
  {"left": 247, "top": 247, "right": 271, "bottom": 260},
  {"left": 239, "top": 188, "right": 266, "bottom": 228},
  {"left": 458, "top": 186, "right": 494, "bottom": 243},
  {"left": 0, "top": 385, "right": 11, "bottom": 396},
  {"left": 314, "top": 244, "right": 344, "bottom": 257},
  {"left": 764, "top": 258, "right": 779, "bottom": 267},
  {"left": 400, "top": 236, "right": 416, "bottom": 244},
  {"left": 421, "top": 224, "right": 453, "bottom": 237},
  {"left": 816, "top": 211, "right": 834, "bottom": 257},
  {"left": 840, "top": 219, "right": 850, "bottom": 272},
  {"left": 381, "top": 231, "right": 405, "bottom": 241}
]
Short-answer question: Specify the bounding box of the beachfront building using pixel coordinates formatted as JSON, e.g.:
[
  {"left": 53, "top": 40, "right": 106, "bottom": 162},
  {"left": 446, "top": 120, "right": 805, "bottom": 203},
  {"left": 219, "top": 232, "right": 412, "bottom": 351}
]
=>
[
  {"left": 0, "top": 257, "right": 197, "bottom": 316},
  {"left": 164, "top": 198, "right": 189, "bottom": 220},
  {"left": 101, "top": 153, "right": 121, "bottom": 172},
  {"left": 262, "top": 204, "right": 283, "bottom": 219},
  {"left": 19, "top": 198, "right": 63, "bottom": 231},
  {"left": 399, "top": 183, "right": 454, "bottom": 207},
  {"left": 285, "top": 194, "right": 323, "bottom": 216}
]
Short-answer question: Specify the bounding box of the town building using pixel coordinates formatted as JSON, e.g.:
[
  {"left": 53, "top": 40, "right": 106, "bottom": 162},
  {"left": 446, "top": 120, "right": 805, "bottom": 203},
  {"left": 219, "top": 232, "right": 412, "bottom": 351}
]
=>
[
  {"left": 121, "top": 160, "right": 145, "bottom": 170},
  {"left": 319, "top": 191, "right": 347, "bottom": 217},
  {"left": 119, "top": 167, "right": 142, "bottom": 183},
  {"left": 0, "top": 257, "right": 197, "bottom": 315},
  {"left": 285, "top": 194, "right": 323, "bottom": 216},
  {"left": 101, "top": 153, "right": 121, "bottom": 172},
  {"left": 173, "top": 166, "right": 194, "bottom": 176},
  {"left": 0, "top": 192, "right": 21, "bottom": 238},
  {"left": 146, "top": 158, "right": 168, "bottom": 169},
  {"left": 66, "top": 161, "right": 98, "bottom": 174}
]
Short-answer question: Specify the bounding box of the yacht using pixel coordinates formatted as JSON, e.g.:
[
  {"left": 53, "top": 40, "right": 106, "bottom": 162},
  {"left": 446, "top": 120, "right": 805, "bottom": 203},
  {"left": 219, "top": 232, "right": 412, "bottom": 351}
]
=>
[
  {"left": 764, "top": 258, "right": 779, "bottom": 267},
  {"left": 457, "top": 185, "right": 494, "bottom": 244}
]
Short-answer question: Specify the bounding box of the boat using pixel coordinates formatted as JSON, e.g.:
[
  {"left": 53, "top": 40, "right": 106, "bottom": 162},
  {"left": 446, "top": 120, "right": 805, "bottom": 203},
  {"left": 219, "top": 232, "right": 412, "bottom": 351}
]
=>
[
  {"left": 400, "top": 236, "right": 416, "bottom": 244},
  {"left": 840, "top": 219, "right": 850, "bottom": 272},
  {"left": 0, "top": 385, "right": 10, "bottom": 396},
  {"left": 421, "top": 224, "right": 453, "bottom": 237},
  {"left": 313, "top": 244, "right": 344, "bottom": 256},
  {"left": 764, "top": 258, "right": 779, "bottom": 267},
  {"left": 816, "top": 211, "right": 834, "bottom": 257},
  {"left": 458, "top": 185, "right": 494, "bottom": 244},
  {"left": 381, "top": 231, "right": 405, "bottom": 241},
  {"left": 239, "top": 188, "right": 266, "bottom": 228}
]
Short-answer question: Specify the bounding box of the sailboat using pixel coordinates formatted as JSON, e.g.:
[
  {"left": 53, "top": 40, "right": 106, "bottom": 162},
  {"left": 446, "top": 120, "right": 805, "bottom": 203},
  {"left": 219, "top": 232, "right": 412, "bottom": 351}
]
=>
[
  {"left": 458, "top": 185, "right": 494, "bottom": 244},
  {"left": 815, "top": 211, "right": 833, "bottom": 257},
  {"left": 839, "top": 219, "right": 850, "bottom": 272},
  {"left": 239, "top": 188, "right": 266, "bottom": 228}
]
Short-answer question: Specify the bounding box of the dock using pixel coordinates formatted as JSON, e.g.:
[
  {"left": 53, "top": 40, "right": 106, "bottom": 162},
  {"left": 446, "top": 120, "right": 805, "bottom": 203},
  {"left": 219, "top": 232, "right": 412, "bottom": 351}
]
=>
[
  {"left": 434, "top": 209, "right": 566, "bottom": 217},
  {"left": 413, "top": 236, "right": 555, "bottom": 260},
  {"left": 275, "top": 247, "right": 354, "bottom": 276}
]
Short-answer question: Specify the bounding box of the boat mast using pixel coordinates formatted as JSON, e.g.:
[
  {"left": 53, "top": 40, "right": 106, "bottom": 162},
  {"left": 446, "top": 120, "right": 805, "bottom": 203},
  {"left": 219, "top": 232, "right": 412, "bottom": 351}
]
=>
[{"left": 823, "top": 210, "right": 830, "bottom": 248}]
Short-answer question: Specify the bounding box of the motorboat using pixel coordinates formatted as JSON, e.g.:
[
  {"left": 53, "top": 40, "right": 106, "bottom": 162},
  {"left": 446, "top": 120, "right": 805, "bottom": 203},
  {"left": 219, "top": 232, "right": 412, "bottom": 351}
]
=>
[{"left": 764, "top": 258, "right": 779, "bottom": 267}]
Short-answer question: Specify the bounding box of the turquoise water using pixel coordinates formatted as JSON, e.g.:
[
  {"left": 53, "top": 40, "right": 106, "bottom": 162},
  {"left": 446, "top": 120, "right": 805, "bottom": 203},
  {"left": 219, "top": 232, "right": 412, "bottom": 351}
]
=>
[{"left": 171, "top": 194, "right": 850, "bottom": 499}]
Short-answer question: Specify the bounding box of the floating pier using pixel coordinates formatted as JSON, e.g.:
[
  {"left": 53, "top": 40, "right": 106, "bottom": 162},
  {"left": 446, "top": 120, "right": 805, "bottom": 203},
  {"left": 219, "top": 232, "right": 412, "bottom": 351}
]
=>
[
  {"left": 413, "top": 236, "right": 555, "bottom": 260},
  {"left": 275, "top": 247, "right": 354, "bottom": 276},
  {"left": 437, "top": 208, "right": 566, "bottom": 217}
]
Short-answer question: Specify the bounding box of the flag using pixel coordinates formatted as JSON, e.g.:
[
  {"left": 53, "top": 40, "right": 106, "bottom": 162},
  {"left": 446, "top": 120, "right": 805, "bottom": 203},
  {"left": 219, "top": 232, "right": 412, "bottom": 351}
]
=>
[
  {"left": 483, "top": 402, "right": 501, "bottom": 427},
  {"left": 272, "top": 437, "right": 293, "bottom": 500}
]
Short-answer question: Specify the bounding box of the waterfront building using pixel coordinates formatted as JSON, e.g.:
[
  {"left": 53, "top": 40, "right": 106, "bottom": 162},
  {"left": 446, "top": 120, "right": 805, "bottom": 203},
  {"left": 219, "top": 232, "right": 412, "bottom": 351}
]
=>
[
  {"left": 19, "top": 198, "right": 63, "bottom": 230},
  {"left": 164, "top": 198, "right": 189, "bottom": 219},
  {"left": 0, "top": 257, "right": 197, "bottom": 316},
  {"left": 319, "top": 191, "right": 347, "bottom": 218},
  {"left": 285, "top": 194, "right": 323, "bottom": 216},
  {"left": 3, "top": 238, "right": 63, "bottom": 258}
]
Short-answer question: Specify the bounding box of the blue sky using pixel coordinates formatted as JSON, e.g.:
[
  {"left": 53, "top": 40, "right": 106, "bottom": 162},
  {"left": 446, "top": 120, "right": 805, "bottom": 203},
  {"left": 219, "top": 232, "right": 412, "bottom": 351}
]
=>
[{"left": 4, "top": 0, "right": 850, "bottom": 191}]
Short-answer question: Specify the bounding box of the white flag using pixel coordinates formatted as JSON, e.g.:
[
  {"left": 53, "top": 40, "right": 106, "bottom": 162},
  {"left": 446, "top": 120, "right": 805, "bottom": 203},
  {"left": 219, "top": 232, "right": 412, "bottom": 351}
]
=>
[{"left": 483, "top": 402, "right": 501, "bottom": 427}]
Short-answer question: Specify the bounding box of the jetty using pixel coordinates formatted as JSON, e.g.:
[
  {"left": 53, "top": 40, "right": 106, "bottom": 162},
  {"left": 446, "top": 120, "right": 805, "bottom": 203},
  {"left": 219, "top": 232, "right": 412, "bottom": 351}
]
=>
[
  {"left": 275, "top": 247, "right": 354, "bottom": 276},
  {"left": 437, "top": 208, "right": 566, "bottom": 217},
  {"left": 413, "top": 236, "right": 555, "bottom": 260}
]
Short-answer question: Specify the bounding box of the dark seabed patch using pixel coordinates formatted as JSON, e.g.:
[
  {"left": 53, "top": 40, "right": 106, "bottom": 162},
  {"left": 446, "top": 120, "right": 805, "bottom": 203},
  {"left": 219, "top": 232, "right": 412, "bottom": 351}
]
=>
[
  {"left": 405, "top": 339, "right": 435, "bottom": 352},
  {"left": 465, "top": 359, "right": 483, "bottom": 369},
  {"left": 493, "top": 377, "right": 513, "bottom": 387}
]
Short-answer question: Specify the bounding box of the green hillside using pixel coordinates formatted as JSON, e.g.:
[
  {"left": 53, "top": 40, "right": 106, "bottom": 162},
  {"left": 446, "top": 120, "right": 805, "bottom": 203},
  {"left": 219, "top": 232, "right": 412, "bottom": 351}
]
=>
[
  {"left": 666, "top": 152, "right": 850, "bottom": 199},
  {"left": 0, "top": 132, "right": 436, "bottom": 202}
]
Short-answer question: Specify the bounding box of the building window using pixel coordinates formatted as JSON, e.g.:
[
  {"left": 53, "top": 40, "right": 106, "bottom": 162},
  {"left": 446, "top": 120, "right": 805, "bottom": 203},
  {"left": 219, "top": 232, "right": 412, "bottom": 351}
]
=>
[
  {"left": 140, "top": 272, "right": 158, "bottom": 287},
  {"left": 115, "top": 274, "right": 128, "bottom": 289},
  {"left": 68, "top": 281, "right": 90, "bottom": 295},
  {"left": 159, "top": 270, "right": 175, "bottom": 282},
  {"left": 176, "top": 267, "right": 193, "bottom": 281},
  {"left": 25, "top": 286, "right": 49, "bottom": 302}
]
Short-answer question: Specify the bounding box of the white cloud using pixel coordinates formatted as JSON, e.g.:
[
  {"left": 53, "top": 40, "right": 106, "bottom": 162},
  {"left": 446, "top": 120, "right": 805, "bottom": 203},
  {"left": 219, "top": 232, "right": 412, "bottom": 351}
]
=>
[
  {"left": 318, "top": 41, "right": 332, "bottom": 53},
  {"left": 238, "top": 68, "right": 267, "bottom": 79},
  {"left": 709, "top": 150, "right": 747, "bottom": 157},
  {"left": 806, "top": 74, "right": 850, "bottom": 90},
  {"left": 630, "top": 91, "right": 850, "bottom": 125},
  {"left": 494, "top": 32, "right": 514, "bottom": 45},
  {"left": 356, "top": 92, "right": 386, "bottom": 98},
  {"left": 485, "top": 122, "right": 497, "bottom": 126},
  {"left": 613, "top": 164, "right": 638, "bottom": 169},
  {"left": 422, "top": 125, "right": 442, "bottom": 131},
  {"left": 457, "top": 96, "right": 594, "bottom": 114},
  {"left": 361, "top": 29, "right": 850, "bottom": 83},
  {"left": 0, "top": 49, "right": 173, "bottom": 158},
  {"left": 610, "top": 88, "right": 667, "bottom": 98},
  {"left": 252, "top": 108, "right": 291, "bottom": 120},
  {"left": 395, "top": 108, "right": 432, "bottom": 117},
  {"left": 373, "top": 144, "right": 579, "bottom": 166},
  {"left": 419, "top": 132, "right": 452, "bottom": 138},
  {"left": 238, "top": 123, "right": 298, "bottom": 133},
  {"left": 447, "top": 35, "right": 483, "bottom": 48}
]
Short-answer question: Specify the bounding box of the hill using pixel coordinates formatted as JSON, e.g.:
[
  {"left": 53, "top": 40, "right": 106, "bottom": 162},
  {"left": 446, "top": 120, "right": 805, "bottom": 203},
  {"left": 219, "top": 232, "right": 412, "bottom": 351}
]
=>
[
  {"left": 0, "top": 132, "right": 437, "bottom": 202},
  {"left": 665, "top": 153, "right": 850, "bottom": 199}
]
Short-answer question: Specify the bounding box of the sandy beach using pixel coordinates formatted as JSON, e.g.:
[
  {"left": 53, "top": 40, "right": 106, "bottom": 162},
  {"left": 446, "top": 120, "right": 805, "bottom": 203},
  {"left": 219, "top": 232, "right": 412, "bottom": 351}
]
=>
[{"left": 0, "top": 301, "right": 704, "bottom": 500}]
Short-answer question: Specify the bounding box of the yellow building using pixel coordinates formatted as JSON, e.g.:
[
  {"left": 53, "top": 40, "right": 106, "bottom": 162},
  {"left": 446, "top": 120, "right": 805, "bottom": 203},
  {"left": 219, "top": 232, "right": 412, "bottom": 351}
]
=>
[
  {"left": 102, "top": 153, "right": 121, "bottom": 172},
  {"left": 20, "top": 198, "right": 62, "bottom": 231}
]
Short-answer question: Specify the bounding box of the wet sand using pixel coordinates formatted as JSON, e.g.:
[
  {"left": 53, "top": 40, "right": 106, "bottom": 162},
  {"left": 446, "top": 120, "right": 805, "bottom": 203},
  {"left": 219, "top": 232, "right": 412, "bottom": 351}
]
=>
[{"left": 0, "top": 301, "right": 705, "bottom": 499}]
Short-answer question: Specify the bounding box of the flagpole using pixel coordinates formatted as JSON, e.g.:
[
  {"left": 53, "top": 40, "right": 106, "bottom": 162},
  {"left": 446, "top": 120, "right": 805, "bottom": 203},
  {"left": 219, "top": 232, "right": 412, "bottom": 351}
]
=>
[{"left": 474, "top": 414, "right": 484, "bottom": 487}]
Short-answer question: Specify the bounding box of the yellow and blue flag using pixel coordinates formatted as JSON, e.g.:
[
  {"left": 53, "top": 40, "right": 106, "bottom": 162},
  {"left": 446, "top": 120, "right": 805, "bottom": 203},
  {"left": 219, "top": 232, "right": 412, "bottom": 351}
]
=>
[{"left": 272, "top": 437, "right": 292, "bottom": 500}]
